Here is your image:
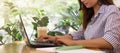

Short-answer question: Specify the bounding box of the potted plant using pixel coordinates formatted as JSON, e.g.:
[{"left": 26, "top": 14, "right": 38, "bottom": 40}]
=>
[
  {"left": 54, "top": 4, "right": 82, "bottom": 34},
  {"left": 0, "top": 35, "right": 4, "bottom": 44},
  {"left": 31, "top": 8, "right": 65, "bottom": 39},
  {"left": 0, "top": 21, "right": 23, "bottom": 42},
  {"left": 32, "top": 16, "right": 49, "bottom": 38}
]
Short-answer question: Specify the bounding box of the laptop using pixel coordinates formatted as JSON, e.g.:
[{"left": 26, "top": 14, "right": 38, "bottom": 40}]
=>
[{"left": 19, "top": 15, "right": 59, "bottom": 48}]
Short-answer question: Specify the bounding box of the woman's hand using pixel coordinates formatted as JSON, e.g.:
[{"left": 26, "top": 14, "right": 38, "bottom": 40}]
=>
[
  {"left": 37, "top": 35, "right": 56, "bottom": 43},
  {"left": 55, "top": 36, "right": 76, "bottom": 46}
]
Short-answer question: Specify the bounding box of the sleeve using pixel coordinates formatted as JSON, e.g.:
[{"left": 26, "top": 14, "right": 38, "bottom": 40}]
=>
[
  {"left": 70, "top": 25, "right": 84, "bottom": 40},
  {"left": 102, "top": 12, "right": 120, "bottom": 51}
]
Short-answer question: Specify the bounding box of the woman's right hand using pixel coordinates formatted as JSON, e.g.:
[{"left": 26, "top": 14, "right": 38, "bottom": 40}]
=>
[{"left": 37, "top": 35, "right": 56, "bottom": 43}]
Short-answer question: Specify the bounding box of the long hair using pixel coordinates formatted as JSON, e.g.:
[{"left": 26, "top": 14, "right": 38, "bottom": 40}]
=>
[{"left": 78, "top": 0, "right": 114, "bottom": 31}]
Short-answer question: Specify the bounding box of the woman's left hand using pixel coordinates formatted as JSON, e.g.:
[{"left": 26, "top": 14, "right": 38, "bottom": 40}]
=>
[{"left": 55, "top": 36, "right": 76, "bottom": 46}]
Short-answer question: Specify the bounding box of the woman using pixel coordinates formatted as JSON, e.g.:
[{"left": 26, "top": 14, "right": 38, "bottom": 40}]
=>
[{"left": 37, "top": 0, "right": 120, "bottom": 53}]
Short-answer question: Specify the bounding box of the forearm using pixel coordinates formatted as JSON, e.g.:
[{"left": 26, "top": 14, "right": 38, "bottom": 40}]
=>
[{"left": 74, "top": 38, "right": 113, "bottom": 49}]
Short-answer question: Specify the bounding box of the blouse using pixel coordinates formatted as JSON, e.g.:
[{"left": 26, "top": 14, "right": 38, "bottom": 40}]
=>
[{"left": 71, "top": 5, "right": 120, "bottom": 53}]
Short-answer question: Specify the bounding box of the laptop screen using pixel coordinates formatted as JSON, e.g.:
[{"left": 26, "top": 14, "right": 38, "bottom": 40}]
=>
[{"left": 19, "top": 14, "right": 30, "bottom": 42}]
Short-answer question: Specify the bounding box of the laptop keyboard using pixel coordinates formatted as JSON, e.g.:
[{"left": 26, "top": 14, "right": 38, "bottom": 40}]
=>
[{"left": 30, "top": 41, "right": 54, "bottom": 45}]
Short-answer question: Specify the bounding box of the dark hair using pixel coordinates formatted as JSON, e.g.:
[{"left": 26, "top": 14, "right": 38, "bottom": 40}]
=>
[{"left": 78, "top": 0, "right": 114, "bottom": 31}]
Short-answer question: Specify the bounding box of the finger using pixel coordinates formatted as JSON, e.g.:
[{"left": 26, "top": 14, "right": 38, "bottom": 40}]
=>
[
  {"left": 57, "top": 39, "right": 71, "bottom": 46},
  {"left": 42, "top": 39, "right": 50, "bottom": 42},
  {"left": 37, "top": 35, "right": 49, "bottom": 39},
  {"left": 47, "top": 36, "right": 56, "bottom": 43},
  {"left": 37, "top": 35, "right": 48, "bottom": 42},
  {"left": 56, "top": 39, "right": 64, "bottom": 44},
  {"left": 37, "top": 37, "right": 43, "bottom": 42},
  {"left": 37, "top": 35, "right": 44, "bottom": 40},
  {"left": 55, "top": 36, "right": 63, "bottom": 39},
  {"left": 36, "top": 36, "right": 42, "bottom": 41}
]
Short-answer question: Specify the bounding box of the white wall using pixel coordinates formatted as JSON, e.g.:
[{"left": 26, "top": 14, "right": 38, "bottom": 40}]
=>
[{"left": 114, "top": 0, "right": 120, "bottom": 8}]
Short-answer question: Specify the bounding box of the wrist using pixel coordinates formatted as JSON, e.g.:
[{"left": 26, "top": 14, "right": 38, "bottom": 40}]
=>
[
  {"left": 72, "top": 40, "right": 78, "bottom": 45},
  {"left": 66, "top": 34, "right": 73, "bottom": 39}
]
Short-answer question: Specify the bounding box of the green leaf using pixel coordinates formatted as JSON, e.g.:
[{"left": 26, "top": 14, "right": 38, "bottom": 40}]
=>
[
  {"left": 47, "top": 31, "right": 55, "bottom": 36},
  {"left": 32, "top": 8, "right": 45, "bottom": 18},
  {"left": 0, "top": 36, "right": 3, "bottom": 41},
  {"left": 0, "top": 21, "right": 23, "bottom": 41},
  {"left": 47, "top": 31, "right": 64, "bottom": 36},
  {"left": 16, "top": 33, "right": 22, "bottom": 41},
  {"left": 35, "top": 33, "right": 38, "bottom": 39},
  {"left": 65, "top": 20, "right": 70, "bottom": 26},
  {"left": 5, "top": 27, "right": 11, "bottom": 35},
  {"left": 32, "top": 22, "right": 37, "bottom": 30},
  {"left": 13, "top": 12, "right": 19, "bottom": 16},
  {"left": 32, "top": 17, "right": 39, "bottom": 22},
  {"left": 38, "top": 16, "right": 49, "bottom": 27}
]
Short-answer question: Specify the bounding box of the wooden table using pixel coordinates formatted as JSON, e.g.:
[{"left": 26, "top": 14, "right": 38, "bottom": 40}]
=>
[
  {"left": 0, "top": 41, "right": 104, "bottom": 53},
  {"left": 0, "top": 41, "right": 52, "bottom": 53}
]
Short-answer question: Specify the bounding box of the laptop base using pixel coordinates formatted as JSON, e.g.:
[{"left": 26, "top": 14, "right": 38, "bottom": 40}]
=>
[{"left": 26, "top": 41, "right": 59, "bottom": 48}]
